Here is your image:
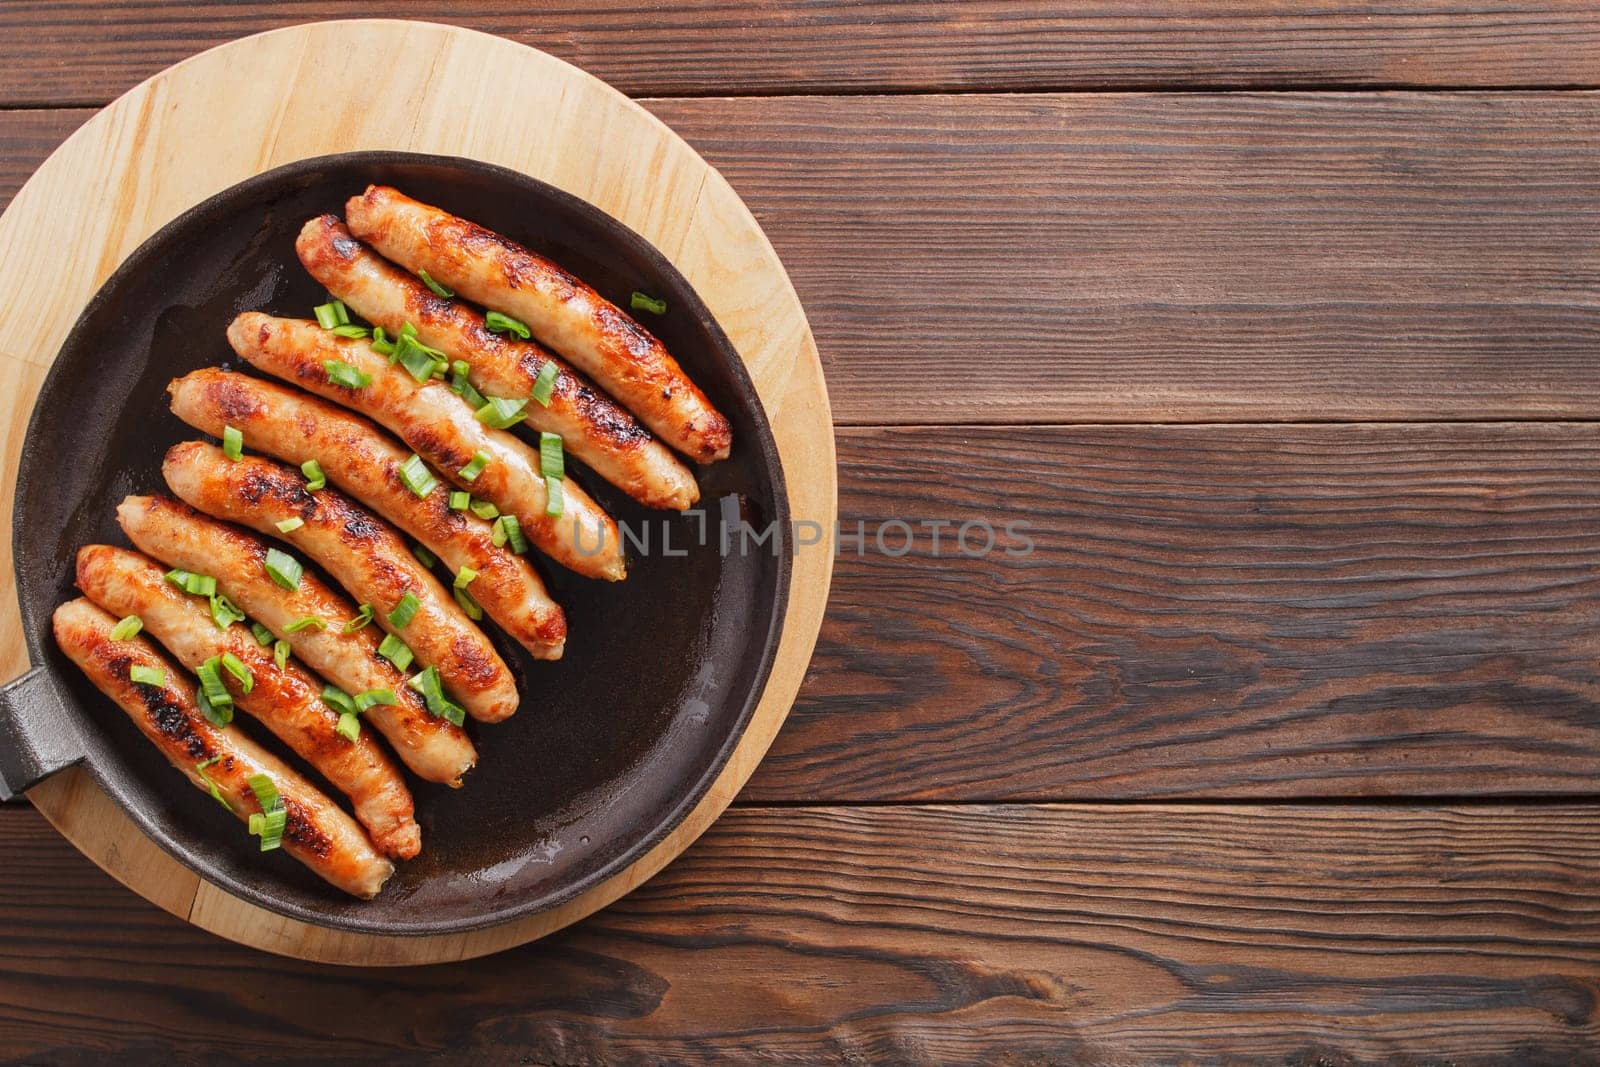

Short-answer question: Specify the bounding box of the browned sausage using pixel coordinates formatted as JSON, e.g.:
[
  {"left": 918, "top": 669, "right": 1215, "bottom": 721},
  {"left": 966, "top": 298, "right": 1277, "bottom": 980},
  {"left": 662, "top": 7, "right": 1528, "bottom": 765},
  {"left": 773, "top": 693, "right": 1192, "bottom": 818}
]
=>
[
  {"left": 75, "top": 544, "right": 421, "bottom": 859},
  {"left": 226, "top": 312, "right": 625, "bottom": 581},
  {"left": 168, "top": 368, "right": 566, "bottom": 660},
  {"left": 345, "top": 184, "right": 732, "bottom": 464},
  {"left": 52, "top": 598, "right": 393, "bottom": 898},
  {"left": 297, "top": 214, "right": 699, "bottom": 510},
  {"left": 161, "top": 441, "right": 518, "bottom": 723},
  {"left": 116, "top": 495, "right": 477, "bottom": 785}
]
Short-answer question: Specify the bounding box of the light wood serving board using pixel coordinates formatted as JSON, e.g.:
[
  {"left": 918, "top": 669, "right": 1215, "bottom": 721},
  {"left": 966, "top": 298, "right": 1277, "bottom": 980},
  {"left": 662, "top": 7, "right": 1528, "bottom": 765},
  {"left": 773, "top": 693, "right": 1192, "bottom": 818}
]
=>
[{"left": 0, "top": 19, "right": 835, "bottom": 965}]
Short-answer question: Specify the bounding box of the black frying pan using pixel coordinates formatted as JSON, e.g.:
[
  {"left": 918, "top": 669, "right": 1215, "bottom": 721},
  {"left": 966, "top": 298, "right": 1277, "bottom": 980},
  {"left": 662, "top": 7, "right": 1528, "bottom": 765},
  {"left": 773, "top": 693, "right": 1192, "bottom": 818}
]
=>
[{"left": 0, "top": 153, "right": 789, "bottom": 937}]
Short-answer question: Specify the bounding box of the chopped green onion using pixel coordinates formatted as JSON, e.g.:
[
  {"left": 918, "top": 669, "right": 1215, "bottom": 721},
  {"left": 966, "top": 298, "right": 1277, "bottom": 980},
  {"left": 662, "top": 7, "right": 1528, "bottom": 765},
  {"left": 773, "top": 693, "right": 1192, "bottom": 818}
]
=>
[
  {"left": 194, "top": 756, "right": 233, "bottom": 812},
  {"left": 495, "top": 515, "right": 528, "bottom": 554},
  {"left": 320, "top": 685, "right": 357, "bottom": 717},
  {"left": 449, "top": 359, "right": 486, "bottom": 408},
  {"left": 407, "top": 666, "right": 466, "bottom": 726},
  {"left": 342, "top": 603, "right": 374, "bottom": 634},
  {"left": 109, "top": 615, "right": 143, "bottom": 641},
  {"left": 250, "top": 621, "right": 273, "bottom": 646},
  {"left": 395, "top": 336, "right": 441, "bottom": 382},
  {"left": 283, "top": 615, "right": 325, "bottom": 633},
  {"left": 630, "top": 291, "right": 667, "bottom": 315},
  {"left": 484, "top": 311, "right": 530, "bottom": 339},
  {"left": 491, "top": 517, "right": 507, "bottom": 547},
  {"left": 322, "top": 359, "right": 371, "bottom": 390},
  {"left": 453, "top": 585, "right": 483, "bottom": 621},
  {"left": 222, "top": 425, "right": 244, "bottom": 461},
  {"left": 246, "top": 774, "right": 285, "bottom": 851},
  {"left": 378, "top": 633, "right": 414, "bottom": 672},
  {"left": 531, "top": 360, "right": 558, "bottom": 407},
  {"left": 475, "top": 395, "right": 527, "bottom": 430},
  {"left": 196, "top": 657, "right": 233, "bottom": 725},
  {"left": 387, "top": 592, "right": 420, "bottom": 629},
  {"left": 370, "top": 326, "right": 395, "bottom": 357},
  {"left": 175, "top": 571, "right": 217, "bottom": 597},
  {"left": 301, "top": 459, "right": 326, "bottom": 491},
  {"left": 273, "top": 639, "right": 291, "bottom": 670},
  {"left": 335, "top": 712, "right": 360, "bottom": 742},
  {"left": 449, "top": 490, "right": 471, "bottom": 511},
  {"left": 539, "top": 432, "right": 565, "bottom": 480},
  {"left": 275, "top": 517, "right": 304, "bottom": 534},
  {"left": 355, "top": 688, "right": 397, "bottom": 711},
  {"left": 264, "top": 548, "right": 303, "bottom": 590},
  {"left": 209, "top": 593, "right": 245, "bottom": 631},
  {"left": 418, "top": 269, "right": 454, "bottom": 298},
  {"left": 129, "top": 664, "right": 164, "bottom": 687},
  {"left": 314, "top": 300, "right": 350, "bottom": 328},
  {"left": 458, "top": 450, "right": 489, "bottom": 482},
  {"left": 398, "top": 454, "right": 437, "bottom": 498},
  {"left": 164, "top": 568, "right": 194, "bottom": 589},
  {"left": 219, "top": 652, "right": 253, "bottom": 694},
  {"left": 454, "top": 566, "right": 478, "bottom": 589},
  {"left": 329, "top": 323, "right": 371, "bottom": 339},
  {"left": 401, "top": 322, "right": 418, "bottom": 340},
  {"left": 469, "top": 498, "right": 499, "bottom": 521},
  {"left": 412, "top": 542, "right": 437, "bottom": 569},
  {"left": 545, "top": 475, "right": 564, "bottom": 518}
]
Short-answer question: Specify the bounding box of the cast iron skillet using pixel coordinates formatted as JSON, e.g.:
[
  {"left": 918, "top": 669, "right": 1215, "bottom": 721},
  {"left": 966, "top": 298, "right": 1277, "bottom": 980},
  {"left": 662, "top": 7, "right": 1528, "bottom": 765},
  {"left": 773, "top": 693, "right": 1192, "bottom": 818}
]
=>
[{"left": 0, "top": 153, "right": 789, "bottom": 936}]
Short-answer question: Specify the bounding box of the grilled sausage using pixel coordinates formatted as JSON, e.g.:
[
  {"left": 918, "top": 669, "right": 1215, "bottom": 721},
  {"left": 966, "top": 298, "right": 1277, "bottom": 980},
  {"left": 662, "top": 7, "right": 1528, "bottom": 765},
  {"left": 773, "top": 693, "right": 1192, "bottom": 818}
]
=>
[
  {"left": 75, "top": 545, "right": 421, "bottom": 859},
  {"left": 226, "top": 312, "right": 625, "bottom": 582},
  {"left": 116, "top": 495, "right": 476, "bottom": 785},
  {"left": 297, "top": 215, "right": 699, "bottom": 510},
  {"left": 169, "top": 368, "right": 566, "bottom": 660},
  {"left": 51, "top": 598, "right": 393, "bottom": 898},
  {"left": 345, "top": 185, "right": 732, "bottom": 464},
  {"left": 161, "top": 441, "right": 518, "bottom": 723}
]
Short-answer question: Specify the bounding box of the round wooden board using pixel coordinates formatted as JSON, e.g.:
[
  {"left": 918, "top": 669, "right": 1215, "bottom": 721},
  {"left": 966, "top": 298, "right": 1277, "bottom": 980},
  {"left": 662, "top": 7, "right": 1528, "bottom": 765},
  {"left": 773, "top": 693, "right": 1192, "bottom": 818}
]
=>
[{"left": 0, "top": 19, "right": 835, "bottom": 966}]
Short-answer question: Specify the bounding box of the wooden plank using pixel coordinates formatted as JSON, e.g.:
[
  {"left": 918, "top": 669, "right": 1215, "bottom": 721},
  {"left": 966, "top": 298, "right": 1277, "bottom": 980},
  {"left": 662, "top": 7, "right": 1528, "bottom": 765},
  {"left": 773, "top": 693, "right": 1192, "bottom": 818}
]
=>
[
  {"left": 4, "top": 4, "right": 1600, "bottom": 105},
  {"left": 3, "top": 802, "right": 1599, "bottom": 1061},
  {"left": 647, "top": 91, "right": 1600, "bottom": 426},
  {"left": 8, "top": 94, "right": 1600, "bottom": 425},
  {"left": 747, "top": 422, "right": 1600, "bottom": 801}
]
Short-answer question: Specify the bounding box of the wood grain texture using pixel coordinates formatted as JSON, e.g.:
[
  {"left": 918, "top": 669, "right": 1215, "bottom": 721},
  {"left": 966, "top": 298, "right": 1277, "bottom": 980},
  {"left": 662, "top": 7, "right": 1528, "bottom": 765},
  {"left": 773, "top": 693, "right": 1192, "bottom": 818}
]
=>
[
  {"left": 4, "top": 802, "right": 1600, "bottom": 1063},
  {"left": 4, "top": 2, "right": 1600, "bottom": 105},
  {"left": 0, "top": 20, "right": 835, "bottom": 965},
  {"left": 650, "top": 91, "right": 1600, "bottom": 425},
  {"left": 6, "top": 93, "right": 1600, "bottom": 427},
  {"left": 747, "top": 422, "right": 1600, "bottom": 803}
]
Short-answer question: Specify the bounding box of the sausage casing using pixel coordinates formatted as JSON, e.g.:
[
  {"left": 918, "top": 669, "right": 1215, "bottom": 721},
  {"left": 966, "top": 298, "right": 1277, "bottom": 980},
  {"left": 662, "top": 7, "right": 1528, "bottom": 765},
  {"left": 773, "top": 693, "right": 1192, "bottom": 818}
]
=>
[
  {"left": 75, "top": 544, "right": 421, "bottom": 859},
  {"left": 51, "top": 598, "right": 394, "bottom": 898},
  {"left": 161, "top": 440, "right": 519, "bottom": 723},
  {"left": 345, "top": 184, "right": 732, "bottom": 464},
  {"left": 116, "top": 494, "right": 476, "bottom": 785},
  {"left": 298, "top": 214, "right": 698, "bottom": 510},
  {"left": 226, "top": 312, "right": 625, "bottom": 581},
  {"left": 168, "top": 368, "right": 566, "bottom": 660}
]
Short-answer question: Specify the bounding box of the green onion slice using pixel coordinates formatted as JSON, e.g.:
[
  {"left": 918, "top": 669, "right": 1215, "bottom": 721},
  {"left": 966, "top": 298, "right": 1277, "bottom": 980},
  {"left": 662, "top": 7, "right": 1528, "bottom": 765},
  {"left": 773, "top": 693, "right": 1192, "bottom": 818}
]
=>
[
  {"left": 449, "top": 490, "right": 471, "bottom": 511},
  {"left": 407, "top": 666, "right": 466, "bottom": 726},
  {"left": 335, "top": 712, "right": 361, "bottom": 742},
  {"left": 273, "top": 639, "right": 291, "bottom": 670},
  {"left": 313, "top": 301, "right": 343, "bottom": 329},
  {"left": 387, "top": 592, "right": 420, "bottom": 629},
  {"left": 412, "top": 542, "right": 437, "bottom": 569},
  {"left": 355, "top": 688, "right": 397, "bottom": 711},
  {"left": 450, "top": 360, "right": 486, "bottom": 408},
  {"left": 301, "top": 459, "right": 327, "bottom": 491},
  {"left": 320, "top": 685, "right": 357, "bottom": 717},
  {"left": 454, "top": 566, "right": 478, "bottom": 589},
  {"left": 531, "top": 361, "right": 558, "bottom": 407},
  {"left": 209, "top": 593, "right": 245, "bottom": 632},
  {"left": 539, "top": 432, "right": 564, "bottom": 480},
  {"left": 275, "top": 517, "right": 304, "bottom": 534},
  {"left": 475, "top": 395, "right": 527, "bottom": 430},
  {"left": 264, "top": 547, "right": 303, "bottom": 590},
  {"left": 164, "top": 568, "right": 194, "bottom": 589},
  {"left": 196, "top": 657, "right": 234, "bottom": 725},
  {"left": 469, "top": 498, "right": 499, "bottom": 521},
  {"left": 129, "top": 664, "right": 165, "bottom": 687},
  {"left": 246, "top": 774, "right": 285, "bottom": 851},
  {"left": 418, "top": 269, "right": 454, "bottom": 298},
  {"left": 329, "top": 323, "right": 371, "bottom": 339},
  {"left": 194, "top": 756, "right": 233, "bottom": 812},
  {"left": 458, "top": 450, "right": 489, "bottom": 482},
  {"left": 495, "top": 515, "right": 528, "bottom": 554},
  {"left": 171, "top": 570, "right": 217, "bottom": 597},
  {"left": 219, "top": 652, "right": 253, "bottom": 694},
  {"left": 545, "top": 475, "right": 565, "bottom": 518},
  {"left": 378, "top": 633, "right": 414, "bottom": 672},
  {"left": 371, "top": 326, "right": 395, "bottom": 357},
  {"left": 222, "top": 425, "right": 244, "bottom": 461},
  {"left": 484, "top": 311, "right": 530, "bottom": 339},
  {"left": 323, "top": 359, "right": 372, "bottom": 390},
  {"left": 343, "top": 603, "right": 374, "bottom": 634},
  {"left": 283, "top": 615, "right": 325, "bottom": 634},
  {"left": 250, "top": 621, "right": 273, "bottom": 646},
  {"left": 110, "top": 615, "right": 143, "bottom": 641},
  {"left": 398, "top": 454, "right": 438, "bottom": 498},
  {"left": 453, "top": 585, "right": 483, "bottom": 621},
  {"left": 630, "top": 291, "right": 667, "bottom": 315}
]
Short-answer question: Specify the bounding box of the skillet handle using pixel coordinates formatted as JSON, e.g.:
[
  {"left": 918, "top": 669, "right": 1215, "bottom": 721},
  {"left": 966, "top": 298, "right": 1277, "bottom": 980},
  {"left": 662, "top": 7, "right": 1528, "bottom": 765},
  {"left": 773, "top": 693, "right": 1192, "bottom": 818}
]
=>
[{"left": 0, "top": 667, "right": 86, "bottom": 801}]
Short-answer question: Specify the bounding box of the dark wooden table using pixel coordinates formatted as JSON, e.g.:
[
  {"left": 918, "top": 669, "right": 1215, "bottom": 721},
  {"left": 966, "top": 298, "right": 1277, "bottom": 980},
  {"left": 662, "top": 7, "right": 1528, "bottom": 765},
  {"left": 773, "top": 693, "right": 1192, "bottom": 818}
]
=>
[{"left": 6, "top": 4, "right": 1600, "bottom": 1063}]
